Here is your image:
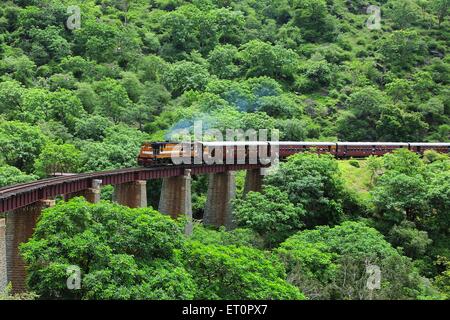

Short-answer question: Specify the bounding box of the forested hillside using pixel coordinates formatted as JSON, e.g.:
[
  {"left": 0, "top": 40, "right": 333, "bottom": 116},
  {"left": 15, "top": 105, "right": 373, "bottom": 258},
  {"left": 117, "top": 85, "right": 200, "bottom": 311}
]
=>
[
  {"left": 0, "top": 0, "right": 449, "bottom": 178},
  {"left": 0, "top": 0, "right": 449, "bottom": 300}
]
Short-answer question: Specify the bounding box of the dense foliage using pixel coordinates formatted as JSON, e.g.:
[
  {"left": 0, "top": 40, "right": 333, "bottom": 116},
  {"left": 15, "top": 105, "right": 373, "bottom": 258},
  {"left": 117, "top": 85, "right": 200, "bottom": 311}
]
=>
[
  {"left": 0, "top": 0, "right": 448, "bottom": 300},
  {"left": 19, "top": 150, "right": 450, "bottom": 300},
  {"left": 0, "top": 0, "right": 448, "bottom": 179},
  {"left": 276, "top": 221, "right": 438, "bottom": 299},
  {"left": 21, "top": 198, "right": 303, "bottom": 300},
  {"left": 232, "top": 150, "right": 450, "bottom": 299}
]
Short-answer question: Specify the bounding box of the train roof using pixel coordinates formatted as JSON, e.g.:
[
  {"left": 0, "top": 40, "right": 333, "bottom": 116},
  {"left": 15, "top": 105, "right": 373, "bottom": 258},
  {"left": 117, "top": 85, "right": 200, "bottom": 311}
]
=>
[
  {"left": 337, "top": 142, "right": 409, "bottom": 146},
  {"left": 409, "top": 142, "right": 450, "bottom": 146},
  {"left": 146, "top": 141, "right": 450, "bottom": 147},
  {"left": 273, "top": 141, "right": 336, "bottom": 146},
  {"left": 200, "top": 141, "right": 269, "bottom": 146},
  {"left": 201, "top": 141, "right": 336, "bottom": 146}
]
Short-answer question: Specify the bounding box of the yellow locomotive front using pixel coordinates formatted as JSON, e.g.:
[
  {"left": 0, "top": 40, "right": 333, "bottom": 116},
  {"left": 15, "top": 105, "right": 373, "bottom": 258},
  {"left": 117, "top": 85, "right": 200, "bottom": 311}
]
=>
[{"left": 138, "top": 142, "right": 199, "bottom": 166}]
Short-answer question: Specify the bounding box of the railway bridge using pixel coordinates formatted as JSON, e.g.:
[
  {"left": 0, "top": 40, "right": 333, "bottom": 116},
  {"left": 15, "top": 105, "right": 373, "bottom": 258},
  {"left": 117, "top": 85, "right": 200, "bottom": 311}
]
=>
[
  {"left": 1, "top": 140, "right": 449, "bottom": 294},
  {"left": 0, "top": 163, "right": 265, "bottom": 293}
]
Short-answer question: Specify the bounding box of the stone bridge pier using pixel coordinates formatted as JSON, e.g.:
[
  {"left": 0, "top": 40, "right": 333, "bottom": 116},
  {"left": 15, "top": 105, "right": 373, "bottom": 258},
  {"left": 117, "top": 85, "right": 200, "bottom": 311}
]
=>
[
  {"left": 158, "top": 169, "right": 193, "bottom": 235},
  {"left": 67, "top": 179, "right": 103, "bottom": 203},
  {"left": 114, "top": 180, "right": 147, "bottom": 208},
  {"left": 1, "top": 199, "right": 55, "bottom": 294},
  {"left": 0, "top": 218, "right": 6, "bottom": 292},
  {"left": 203, "top": 168, "right": 264, "bottom": 228},
  {"left": 204, "top": 171, "right": 236, "bottom": 228},
  {"left": 244, "top": 168, "right": 264, "bottom": 194}
]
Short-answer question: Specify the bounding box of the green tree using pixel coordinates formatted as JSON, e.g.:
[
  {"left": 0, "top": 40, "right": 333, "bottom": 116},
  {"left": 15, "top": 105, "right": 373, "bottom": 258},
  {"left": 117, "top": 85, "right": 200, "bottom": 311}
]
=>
[
  {"left": 376, "top": 105, "right": 428, "bottom": 141},
  {"left": 419, "top": 97, "right": 446, "bottom": 127},
  {"left": 277, "top": 118, "right": 309, "bottom": 141},
  {"left": 37, "top": 120, "right": 72, "bottom": 143},
  {"left": 233, "top": 186, "right": 305, "bottom": 247},
  {"left": 27, "top": 26, "right": 71, "bottom": 65},
  {"left": 18, "top": 87, "right": 50, "bottom": 123},
  {"left": 183, "top": 241, "right": 305, "bottom": 300},
  {"left": 277, "top": 221, "right": 434, "bottom": 299},
  {"left": 383, "top": 148, "right": 424, "bottom": 174},
  {"left": 133, "top": 55, "right": 169, "bottom": 83},
  {"left": 296, "top": 54, "right": 332, "bottom": 92},
  {"left": 207, "top": 44, "right": 240, "bottom": 79},
  {"left": 16, "top": 2, "right": 65, "bottom": 30},
  {"left": 74, "top": 115, "right": 113, "bottom": 141},
  {"left": 238, "top": 40, "right": 299, "bottom": 80},
  {"left": 120, "top": 71, "right": 144, "bottom": 103},
  {"left": 386, "top": 0, "right": 421, "bottom": 29},
  {"left": 133, "top": 82, "right": 171, "bottom": 128},
  {"left": 78, "top": 125, "right": 147, "bottom": 171},
  {"left": 34, "top": 143, "right": 81, "bottom": 177},
  {"left": 426, "top": 171, "right": 450, "bottom": 234},
  {"left": 372, "top": 171, "right": 429, "bottom": 224},
  {"left": 372, "top": 149, "right": 450, "bottom": 236},
  {"left": 257, "top": 94, "right": 300, "bottom": 118},
  {"left": 190, "top": 224, "right": 264, "bottom": 248},
  {"left": 388, "top": 221, "right": 432, "bottom": 259},
  {"left": 0, "top": 120, "right": 47, "bottom": 172},
  {"left": 366, "top": 155, "right": 384, "bottom": 186},
  {"left": 0, "top": 54, "right": 36, "bottom": 86},
  {"left": 290, "top": 0, "right": 336, "bottom": 42},
  {"left": 74, "top": 20, "right": 121, "bottom": 63},
  {"left": 337, "top": 87, "right": 387, "bottom": 141},
  {"left": 94, "top": 78, "right": 134, "bottom": 123},
  {"left": 163, "top": 61, "right": 210, "bottom": 97},
  {"left": 20, "top": 198, "right": 191, "bottom": 299},
  {"left": 75, "top": 82, "right": 100, "bottom": 113},
  {"left": 0, "top": 80, "right": 24, "bottom": 118},
  {"left": 59, "top": 56, "right": 98, "bottom": 80},
  {"left": 431, "top": 0, "right": 449, "bottom": 27},
  {"left": 0, "top": 165, "right": 37, "bottom": 188},
  {"left": 412, "top": 71, "right": 436, "bottom": 101},
  {"left": 239, "top": 111, "right": 276, "bottom": 132},
  {"left": 434, "top": 257, "right": 450, "bottom": 298},
  {"left": 47, "top": 89, "right": 87, "bottom": 131},
  {"left": 48, "top": 73, "right": 77, "bottom": 91},
  {"left": 265, "top": 153, "right": 346, "bottom": 227},
  {"left": 159, "top": 5, "right": 202, "bottom": 55},
  {"left": 114, "top": 26, "right": 143, "bottom": 67},
  {"left": 386, "top": 79, "right": 413, "bottom": 103},
  {"left": 379, "top": 30, "right": 427, "bottom": 71}
]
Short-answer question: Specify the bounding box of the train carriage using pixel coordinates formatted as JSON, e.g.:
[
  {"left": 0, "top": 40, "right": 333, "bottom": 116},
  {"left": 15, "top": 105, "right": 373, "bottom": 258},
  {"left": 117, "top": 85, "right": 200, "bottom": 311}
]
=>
[
  {"left": 409, "top": 143, "right": 450, "bottom": 154},
  {"left": 274, "top": 142, "right": 337, "bottom": 158},
  {"left": 201, "top": 141, "right": 270, "bottom": 164},
  {"left": 336, "top": 142, "right": 409, "bottom": 158}
]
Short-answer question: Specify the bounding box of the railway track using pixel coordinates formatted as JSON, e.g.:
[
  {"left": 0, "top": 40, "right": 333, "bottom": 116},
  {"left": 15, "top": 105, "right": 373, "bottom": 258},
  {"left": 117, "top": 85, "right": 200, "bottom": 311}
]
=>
[
  {"left": 0, "top": 164, "right": 236, "bottom": 200},
  {"left": 0, "top": 167, "right": 143, "bottom": 198}
]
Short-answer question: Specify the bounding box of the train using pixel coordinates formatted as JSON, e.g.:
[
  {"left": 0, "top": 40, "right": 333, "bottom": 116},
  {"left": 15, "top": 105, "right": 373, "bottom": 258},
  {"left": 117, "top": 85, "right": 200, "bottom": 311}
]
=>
[{"left": 137, "top": 141, "right": 450, "bottom": 167}]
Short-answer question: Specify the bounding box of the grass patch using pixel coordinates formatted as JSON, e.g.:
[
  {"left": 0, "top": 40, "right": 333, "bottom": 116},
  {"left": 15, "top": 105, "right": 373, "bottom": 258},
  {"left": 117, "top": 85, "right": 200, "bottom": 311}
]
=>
[{"left": 338, "top": 159, "right": 372, "bottom": 202}]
